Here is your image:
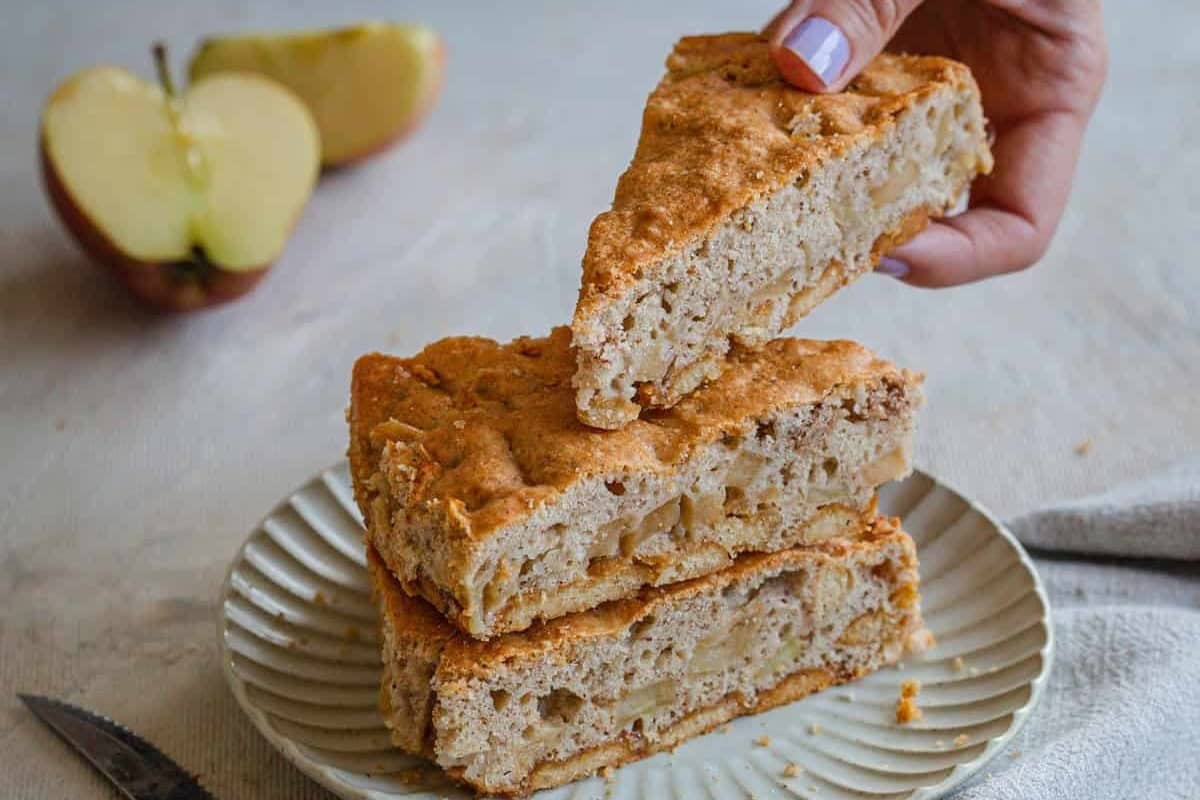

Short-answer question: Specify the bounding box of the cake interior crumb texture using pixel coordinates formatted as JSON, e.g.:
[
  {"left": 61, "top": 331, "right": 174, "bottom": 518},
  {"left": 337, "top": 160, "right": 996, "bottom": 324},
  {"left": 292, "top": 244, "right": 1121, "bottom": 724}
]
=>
[
  {"left": 371, "top": 519, "right": 927, "bottom": 797},
  {"left": 349, "top": 327, "right": 922, "bottom": 638},
  {"left": 571, "top": 33, "right": 991, "bottom": 429}
]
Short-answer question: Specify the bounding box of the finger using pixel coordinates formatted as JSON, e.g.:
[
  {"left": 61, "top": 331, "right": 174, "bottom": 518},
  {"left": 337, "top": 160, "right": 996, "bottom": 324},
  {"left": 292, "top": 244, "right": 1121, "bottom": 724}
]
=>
[
  {"left": 881, "top": 212, "right": 1038, "bottom": 287},
  {"left": 767, "top": 0, "right": 924, "bottom": 92},
  {"left": 882, "top": 109, "right": 1088, "bottom": 286},
  {"left": 763, "top": 1, "right": 812, "bottom": 43}
]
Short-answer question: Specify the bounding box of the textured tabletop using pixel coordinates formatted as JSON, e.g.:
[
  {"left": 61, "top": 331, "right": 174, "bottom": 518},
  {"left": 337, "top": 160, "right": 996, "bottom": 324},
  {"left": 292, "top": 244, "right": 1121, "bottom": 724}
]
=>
[{"left": 1, "top": 1, "right": 1198, "bottom": 798}]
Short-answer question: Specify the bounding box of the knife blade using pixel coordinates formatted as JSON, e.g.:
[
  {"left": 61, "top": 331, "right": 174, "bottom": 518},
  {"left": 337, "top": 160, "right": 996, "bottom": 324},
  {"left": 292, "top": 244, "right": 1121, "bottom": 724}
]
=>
[{"left": 18, "top": 693, "right": 218, "bottom": 800}]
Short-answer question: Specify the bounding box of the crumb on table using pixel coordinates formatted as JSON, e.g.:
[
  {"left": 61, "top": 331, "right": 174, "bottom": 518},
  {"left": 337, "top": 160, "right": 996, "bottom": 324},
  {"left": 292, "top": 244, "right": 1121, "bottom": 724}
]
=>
[
  {"left": 952, "top": 656, "right": 966, "bottom": 673},
  {"left": 808, "top": 722, "right": 822, "bottom": 735},
  {"left": 783, "top": 763, "right": 804, "bottom": 778},
  {"left": 896, "top": 679, "right": 923, "bottom": 724},
  {"left": 755, "top": 735, "right": 772, "bottom": 747},
  {"left": 954, "top": 733, "right": 970, "bottom": 748},
  {"left": 1074, "top": 438, "right": 1093, "bottom": 456}
]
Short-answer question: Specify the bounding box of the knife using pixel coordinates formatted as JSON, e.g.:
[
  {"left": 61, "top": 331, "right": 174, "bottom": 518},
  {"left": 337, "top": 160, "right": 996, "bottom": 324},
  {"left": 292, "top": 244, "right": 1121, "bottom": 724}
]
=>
[{"left": 18, "top": 693, "right": 218, "bottom": 799}]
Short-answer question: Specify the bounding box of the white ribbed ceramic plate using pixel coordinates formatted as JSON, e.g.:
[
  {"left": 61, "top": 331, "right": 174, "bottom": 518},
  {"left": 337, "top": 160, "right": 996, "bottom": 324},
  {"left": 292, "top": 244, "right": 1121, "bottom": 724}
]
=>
[{"left": 219, "top": 463, "right": 1051, "bottom": 800}]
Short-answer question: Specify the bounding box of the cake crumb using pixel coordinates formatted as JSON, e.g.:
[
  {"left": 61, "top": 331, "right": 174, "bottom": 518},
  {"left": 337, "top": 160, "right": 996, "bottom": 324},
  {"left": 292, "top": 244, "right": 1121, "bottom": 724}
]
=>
[
  {"left": 952, "top": 656, "right": 966, "bottom": 673},
  {"left": 838, "top": 691, "right": 856, "bottom": 702},
  {"left": 783, "top": 763, "right": 804, "bottom": 778},
  {"left": 601, "top": 766, "right": 615, "bottom": 783},
  {"left": 808, "top": 722, "right": 823, "bottom": 735},
  {"left": 1009, "top": 749, "right": 1022, "bottom": 759},
  {"left": 755, "top": 735, "right": 772, "bottom": 747},
  {"left": 954, "top": 734, "right": 970, "bottom": 748},
  {"left": 1074, "top": 438, "right": 1093, "bottom": 456},
  {"left": 396, "top": 768, "right": 425, "bottom": 786},
  {"left": 896, "top": 679, "right": 923, "bottom": 724}
]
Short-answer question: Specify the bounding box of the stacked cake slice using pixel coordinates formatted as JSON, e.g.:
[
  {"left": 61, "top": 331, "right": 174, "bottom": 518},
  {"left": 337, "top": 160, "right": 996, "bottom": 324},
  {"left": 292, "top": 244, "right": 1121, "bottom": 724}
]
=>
[
  {"left": 349, "top": 328, "right": 922, "bottom": 639},
  {"left": 348, "top": 31, "right": 991, "bottom": 797},
  {"left": 369, "top": 519, "right": 922, "bottom": 796}
]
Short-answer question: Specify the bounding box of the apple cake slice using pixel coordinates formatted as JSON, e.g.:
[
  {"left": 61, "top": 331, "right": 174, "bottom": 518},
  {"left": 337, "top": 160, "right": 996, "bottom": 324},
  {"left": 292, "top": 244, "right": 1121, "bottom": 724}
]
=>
[
  {"left": 371, "top": 517, "right": 928, "bottom": 797},
  {"left": 572, "top": 33, "right": 991, "bottom": 429},
  {"left": 348, "top": 326, "right": 922, "bottom": 639}
]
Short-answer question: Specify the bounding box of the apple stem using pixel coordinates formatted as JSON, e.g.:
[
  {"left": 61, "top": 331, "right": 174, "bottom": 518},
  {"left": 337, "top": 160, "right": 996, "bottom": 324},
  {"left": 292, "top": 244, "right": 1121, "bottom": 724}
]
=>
[{"left": 152, "top": 42, "right": 177, "bottom": 99}]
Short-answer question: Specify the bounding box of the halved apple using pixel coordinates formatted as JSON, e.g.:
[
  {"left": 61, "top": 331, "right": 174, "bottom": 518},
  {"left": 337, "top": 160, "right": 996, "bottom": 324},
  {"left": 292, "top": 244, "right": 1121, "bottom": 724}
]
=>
[
  {"left": 189, "top": 22, "right": 444, "bottom": 167},
  {"left": 41, "top": 48, "right": 321, "bottom": 311}
]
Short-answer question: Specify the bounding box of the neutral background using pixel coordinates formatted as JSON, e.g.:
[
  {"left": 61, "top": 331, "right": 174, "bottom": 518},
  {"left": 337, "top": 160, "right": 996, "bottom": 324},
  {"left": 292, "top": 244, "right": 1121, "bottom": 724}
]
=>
[{"left": 1, "top": 1, "right": 1197, "bottom": 797}]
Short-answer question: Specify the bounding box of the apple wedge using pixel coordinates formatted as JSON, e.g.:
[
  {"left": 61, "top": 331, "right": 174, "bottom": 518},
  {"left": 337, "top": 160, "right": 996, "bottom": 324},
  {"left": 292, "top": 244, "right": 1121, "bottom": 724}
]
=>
[
  {"left": 41, "top": 47, "right": 321, "bottom": 311},
  {"left": 189, "top": 22, "right": 443, "bottom": 167}
]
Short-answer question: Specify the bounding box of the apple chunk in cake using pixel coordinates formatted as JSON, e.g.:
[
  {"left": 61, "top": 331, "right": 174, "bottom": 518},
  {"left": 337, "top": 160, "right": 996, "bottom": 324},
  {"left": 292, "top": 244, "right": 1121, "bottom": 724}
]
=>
[
  {"left": 348, "top": 327, "right": 922, "bottom": 639},
  {"left": 370, "top": 519, "right": 928, "bottom": 797},
  {"left": 572, "top": 33, "right": 991, "bottom": 429}
]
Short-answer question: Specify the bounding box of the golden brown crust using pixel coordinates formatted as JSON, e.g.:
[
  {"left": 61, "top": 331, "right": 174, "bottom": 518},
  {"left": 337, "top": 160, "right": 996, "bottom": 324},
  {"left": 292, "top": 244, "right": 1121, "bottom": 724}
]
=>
[
  {"left": 349, "top": 327, "right": 916, "bottom": 546},
  {"left": 370, "top": 516, "right": 912, "bottom": 680},
  {"left": 573, "top": 33, "right": 987, "bottom": 319}
]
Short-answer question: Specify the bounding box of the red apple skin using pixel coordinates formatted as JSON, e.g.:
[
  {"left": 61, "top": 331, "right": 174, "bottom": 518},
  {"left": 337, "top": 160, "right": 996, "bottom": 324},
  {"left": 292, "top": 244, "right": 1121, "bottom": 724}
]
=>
[
  {"left": 323, "top": 37, "right": 446, "bottom": 169},
  {"left": 40, "top": 142, "right": 270, "bottom": 313}
]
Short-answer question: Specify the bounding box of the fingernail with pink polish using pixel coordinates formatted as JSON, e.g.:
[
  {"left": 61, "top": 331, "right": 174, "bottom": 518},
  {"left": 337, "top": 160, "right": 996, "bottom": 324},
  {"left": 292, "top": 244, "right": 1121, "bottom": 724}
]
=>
[
  {"left": 877, "top": 257, "right": 910, "bottom": 279},
  {"left": 782, "top": 17, "right": 850, "bottom": 87}
]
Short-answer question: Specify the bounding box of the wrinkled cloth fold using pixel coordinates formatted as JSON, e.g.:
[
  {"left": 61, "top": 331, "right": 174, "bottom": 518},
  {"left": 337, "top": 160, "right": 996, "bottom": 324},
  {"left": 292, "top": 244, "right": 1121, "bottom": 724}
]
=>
[
  {"left": 1008, "top": 458, "right": 1200, "bottom": 560},
  {"left": 951, "top": 460, "right": 1200, "bottom": 799}
]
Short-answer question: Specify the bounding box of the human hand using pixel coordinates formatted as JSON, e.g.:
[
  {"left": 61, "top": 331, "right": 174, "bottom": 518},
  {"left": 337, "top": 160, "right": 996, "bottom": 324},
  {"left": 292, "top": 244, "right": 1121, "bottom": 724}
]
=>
[{"left": 764, "top": 0, "right": 1108, "bottom": 287}]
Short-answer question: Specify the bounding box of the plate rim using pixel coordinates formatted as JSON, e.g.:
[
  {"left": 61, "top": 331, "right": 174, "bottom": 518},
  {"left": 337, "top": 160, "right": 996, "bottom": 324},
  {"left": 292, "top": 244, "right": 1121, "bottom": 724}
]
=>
[
  {"left": 903, "top": 469, "right": 1054, "bottom": 800},
  {"left": 218, "top": 463, "right": 1054, "bottom": 800}
]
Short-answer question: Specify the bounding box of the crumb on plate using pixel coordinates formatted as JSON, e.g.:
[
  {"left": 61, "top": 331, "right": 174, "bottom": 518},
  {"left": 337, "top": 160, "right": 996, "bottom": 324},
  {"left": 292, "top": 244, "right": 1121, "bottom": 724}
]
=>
[{"left": 896, "top": 679, "right": 923, "bottom": 724}]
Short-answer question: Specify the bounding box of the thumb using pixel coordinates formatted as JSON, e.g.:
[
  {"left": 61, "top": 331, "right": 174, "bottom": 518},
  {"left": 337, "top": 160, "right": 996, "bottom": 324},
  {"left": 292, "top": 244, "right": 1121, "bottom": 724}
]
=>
[{"left": 765, "top": 0, "right": 923, "bottom": 92}]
